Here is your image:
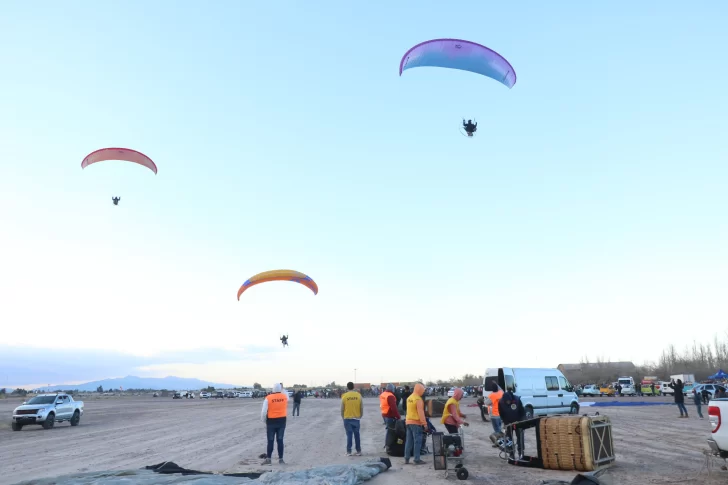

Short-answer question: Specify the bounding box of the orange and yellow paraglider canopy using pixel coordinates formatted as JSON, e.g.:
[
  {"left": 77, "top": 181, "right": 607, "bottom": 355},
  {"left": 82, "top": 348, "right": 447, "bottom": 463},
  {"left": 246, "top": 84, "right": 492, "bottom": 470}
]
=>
[{"left": 237, "top": 270, "right": 318, "bottom": 299}]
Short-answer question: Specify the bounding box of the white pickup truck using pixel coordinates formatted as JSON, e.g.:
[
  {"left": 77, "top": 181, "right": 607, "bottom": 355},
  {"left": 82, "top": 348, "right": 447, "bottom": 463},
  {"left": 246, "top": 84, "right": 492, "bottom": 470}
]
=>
[
  {"left": 707, "top": 398, "right": 728, "bottom": 458},
  {"left": 12, "top": 393, "right": 84, "bottom": 431}
]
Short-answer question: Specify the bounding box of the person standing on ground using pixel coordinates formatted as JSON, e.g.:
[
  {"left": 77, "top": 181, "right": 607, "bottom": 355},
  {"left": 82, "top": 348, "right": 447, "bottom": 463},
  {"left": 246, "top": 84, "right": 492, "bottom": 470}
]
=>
[
  {"left": 669, "top": 379, "right": 688, "bottom": 418},
  {"left": 401, "top": 385, "right": 412, "bottom": 414},
  {"left": 260, "top": 382, "right": 288, "bottom": 465},
  {"left": 404, "top": 383, "right": 427, "bottom": 465},
  {"left": 341, "top": 382, "right": 363, "bottom": 456},
  {"left": 650, "top": 382, "right": 656, "bottom": 396},
  {"left": 499, "top": 390, "right": 526, "bottom": 460},
  {"left": 380, "top": 383, "right": 400, "bottom": 445},
  {"left": 485, "top": 382, "right": 504, "bottom": 436},
  {"left": 292, "top": 389, "right": 302, "bottom": 417},
  {"left": 692, "top": 388, "right": 704, "bottom": 419},
  {"left": 441, "top": 387, "right": 468, "bottom": 433}
]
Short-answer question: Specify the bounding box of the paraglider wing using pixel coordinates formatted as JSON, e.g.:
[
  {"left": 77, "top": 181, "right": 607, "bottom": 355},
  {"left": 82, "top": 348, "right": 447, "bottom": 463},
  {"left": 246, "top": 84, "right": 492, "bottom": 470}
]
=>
[
  {"left": 399, "top": 39, "right": 517, "bottom": 89},
  {"left": 237, "top": 270, "right": 318, "bottom": 299},
  {"left": 81, "top": 148, "right": 158, "bottom": 174}
]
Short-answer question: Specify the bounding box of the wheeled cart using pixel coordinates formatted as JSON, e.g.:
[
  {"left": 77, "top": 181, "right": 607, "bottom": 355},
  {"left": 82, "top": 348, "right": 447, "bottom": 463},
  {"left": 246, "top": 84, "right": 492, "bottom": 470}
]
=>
[{"left": 432, "top": 426, "right": 469, "bottom": 480}]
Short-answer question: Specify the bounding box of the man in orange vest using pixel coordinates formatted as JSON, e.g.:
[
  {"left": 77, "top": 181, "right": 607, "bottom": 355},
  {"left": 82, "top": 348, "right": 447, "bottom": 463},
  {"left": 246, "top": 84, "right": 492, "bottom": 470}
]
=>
[
  {"left": 260, "top": 383, "right": 288, "bottom": 465},
  {"left": 485, "top": 382, "right": 504, "bottom": 435},
  {"left": 380, "top": 383, "right": 400, "bottom": 448}
]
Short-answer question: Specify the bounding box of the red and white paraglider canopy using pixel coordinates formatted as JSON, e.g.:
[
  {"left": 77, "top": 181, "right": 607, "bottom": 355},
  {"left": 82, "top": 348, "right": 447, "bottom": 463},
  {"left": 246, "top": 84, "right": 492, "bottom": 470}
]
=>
[{"left": 81, "top": 147, "right": 157, "bottom": 174}]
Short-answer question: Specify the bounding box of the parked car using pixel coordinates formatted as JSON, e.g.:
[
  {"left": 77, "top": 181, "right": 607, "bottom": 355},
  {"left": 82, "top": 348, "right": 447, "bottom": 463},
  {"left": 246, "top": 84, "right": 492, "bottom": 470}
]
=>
[
  {"left": 581, "top": 384, "right": 601, "bottom": 397},
  {"left": 447, "top": 388, "right": 470, "bottom": 398},
  {"left": 12, "top": 393, "right": 84, "bottom": 431},
  {"left": 694, "top": 384, "right": 727, "bottom": 399},
  {"left": 599, "top": 385, "right": 616, "bottom": 397},
  {"left": 199, "top": 392, "right": 211, "bottom": 399}
]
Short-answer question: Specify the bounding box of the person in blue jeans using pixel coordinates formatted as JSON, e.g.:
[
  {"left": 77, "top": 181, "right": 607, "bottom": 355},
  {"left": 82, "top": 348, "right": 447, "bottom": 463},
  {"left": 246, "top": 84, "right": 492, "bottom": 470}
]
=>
[
  {"left": 404, "top": 383, "right": 427, "bottom": 465},
  {"left": 692, "top": 389, "right": 704, "bottom": 419},
  {"left": 669, "top": 379, "right": 689, "bottom": 418},
  {"left": 341, "top": 382, "right": 363, "bottom": 456},
  {"left": 292, "top": 390, "right": 302, "bottom": 416}
]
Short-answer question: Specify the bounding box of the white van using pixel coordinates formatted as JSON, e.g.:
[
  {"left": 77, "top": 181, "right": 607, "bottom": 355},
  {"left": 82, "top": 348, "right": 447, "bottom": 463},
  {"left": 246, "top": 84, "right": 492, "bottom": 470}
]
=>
[
  {"left": 483, "top": 367, "right": 579, "bottom": 418},
  {"left": 240, "top": 391, "right": 253, "bottom": 398},
  {"left": 617, "top": 376, "right": 636, "bottom": 396}
]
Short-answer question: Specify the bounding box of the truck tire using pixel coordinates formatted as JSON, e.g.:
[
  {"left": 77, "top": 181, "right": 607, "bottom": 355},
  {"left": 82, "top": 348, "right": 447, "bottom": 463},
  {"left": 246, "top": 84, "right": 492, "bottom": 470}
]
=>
[
  {"left": 70, "top": 411, "right": 81, "bottom": 426},
  {"left": 11, "top": 422, "right": 23, "bottom": 431},
  {"left": 570, "top": 403, "right": 579, "bottom": 415},
  {"left": 524, "top": 405, "right": 534, "bottom": 420},
  {"left": 42, "top": 413, "right": 55, "bottom": 430}
]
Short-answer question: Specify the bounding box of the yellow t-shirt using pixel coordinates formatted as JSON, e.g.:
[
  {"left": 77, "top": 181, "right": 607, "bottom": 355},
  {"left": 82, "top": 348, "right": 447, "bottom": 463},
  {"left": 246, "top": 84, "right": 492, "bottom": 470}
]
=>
[
  {"left": 440, "top": 397, "right": 460, "bottom": 424},
  {"left": 341, "top": 391, "right": 362, "bottom": 419}
]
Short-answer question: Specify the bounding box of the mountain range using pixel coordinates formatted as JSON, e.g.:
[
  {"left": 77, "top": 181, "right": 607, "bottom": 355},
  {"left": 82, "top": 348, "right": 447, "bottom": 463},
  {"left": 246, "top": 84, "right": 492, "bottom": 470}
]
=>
[{"left": 36, "top": 376, "right": 243, "bottom": 392}]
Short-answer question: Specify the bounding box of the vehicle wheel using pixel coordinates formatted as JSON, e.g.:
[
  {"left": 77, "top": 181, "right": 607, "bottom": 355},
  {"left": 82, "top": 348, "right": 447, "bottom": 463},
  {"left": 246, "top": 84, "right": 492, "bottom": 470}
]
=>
[
  {"left": 570, "top": 403, "right": 579, "bottom": 415},
  {"left": 525, "top": 406, "right": 534, "bottom": 420},
  {"left": 70, "top": 411, "right": 80, "bottom": 426},
  {"left": 456, "top": 467, "right": 469, "bottom": 480},
  {"left": 11, "top": 422, "right": 23, "bottom": 431},
  {"left": 455, "top": 463, "right": 463, "bottom": 468},
  {"left": 42, "top": 413, "right": 55, "bottom": 430}
]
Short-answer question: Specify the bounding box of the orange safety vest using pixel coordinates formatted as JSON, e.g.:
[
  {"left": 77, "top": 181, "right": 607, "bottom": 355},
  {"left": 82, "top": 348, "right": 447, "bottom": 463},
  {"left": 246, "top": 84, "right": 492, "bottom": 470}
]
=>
[
  {"left": 266, "top": 393, "right": 288, "bottom": 419},
  {"left": 380, "top": 391, "right": 393, "bottom": 414},
  {"left": 489, "top": 390, "right": 504, "bottom": 417}
]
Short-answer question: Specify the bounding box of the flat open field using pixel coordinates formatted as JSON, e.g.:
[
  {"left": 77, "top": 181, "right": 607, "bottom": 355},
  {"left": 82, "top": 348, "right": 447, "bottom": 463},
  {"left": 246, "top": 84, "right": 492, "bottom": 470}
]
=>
[{"left": 0, "top": 395, "right": 724, "bottom": 485}]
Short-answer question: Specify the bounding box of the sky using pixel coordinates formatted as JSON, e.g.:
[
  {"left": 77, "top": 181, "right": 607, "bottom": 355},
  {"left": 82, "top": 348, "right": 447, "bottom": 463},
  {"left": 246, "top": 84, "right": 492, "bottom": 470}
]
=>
[{"left": 1, "top": 2, "right": 727, "bottom": 389}]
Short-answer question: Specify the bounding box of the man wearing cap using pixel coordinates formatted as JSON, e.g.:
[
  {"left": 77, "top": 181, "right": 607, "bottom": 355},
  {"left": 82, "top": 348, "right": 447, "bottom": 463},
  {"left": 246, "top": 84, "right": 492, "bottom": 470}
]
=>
[{"left": 380, "top": 383, "right": 401, "bottom": 448}]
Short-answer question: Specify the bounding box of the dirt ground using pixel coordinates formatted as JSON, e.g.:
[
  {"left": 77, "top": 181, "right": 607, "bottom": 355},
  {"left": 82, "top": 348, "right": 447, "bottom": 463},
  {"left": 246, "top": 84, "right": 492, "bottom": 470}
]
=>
[{"left": 0, "top": 395, "right": 724, "bottom": 485}]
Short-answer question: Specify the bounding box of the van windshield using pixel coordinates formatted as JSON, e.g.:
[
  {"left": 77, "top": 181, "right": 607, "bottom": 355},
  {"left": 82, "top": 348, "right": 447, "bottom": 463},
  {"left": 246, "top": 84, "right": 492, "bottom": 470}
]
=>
[
  {"left": 484, "top": 376, "right": 499, "bottom": 392},
  {"left": 618, "top": 379, "right": 632, "bottom": 386}
]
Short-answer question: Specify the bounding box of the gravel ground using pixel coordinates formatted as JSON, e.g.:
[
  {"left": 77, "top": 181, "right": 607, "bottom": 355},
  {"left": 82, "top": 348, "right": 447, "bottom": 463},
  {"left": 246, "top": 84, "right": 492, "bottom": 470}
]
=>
[{"left": 0, "top": 394, "right": 724, "bottom": 485}]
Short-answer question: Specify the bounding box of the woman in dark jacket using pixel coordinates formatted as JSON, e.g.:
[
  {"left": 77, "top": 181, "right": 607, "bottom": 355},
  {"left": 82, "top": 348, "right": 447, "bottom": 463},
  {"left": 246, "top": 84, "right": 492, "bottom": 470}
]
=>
[{"left": 669, "top": 379, "right": 688, "bottom": 418}]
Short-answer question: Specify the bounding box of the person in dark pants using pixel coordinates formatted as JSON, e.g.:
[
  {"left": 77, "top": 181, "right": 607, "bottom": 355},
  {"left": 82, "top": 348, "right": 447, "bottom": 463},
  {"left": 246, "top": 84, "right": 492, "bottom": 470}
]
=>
[
  {"left": 669, "top": 379, "right": 688, "bottom": 418},
  {"left": 401, "top": 386, "right": 412, "bottom": 414},
  {"left": 499, "top": 391, "right": 526, "bottom": 459},
  {"left": 692, "top": 389, "right": 704, "bottom": 419},
  {"left": 380, "top": 384, "right": 400, "bottom": 448},
  {"left": 292, "top": 390, "right": 302, "bottom": 416},
  {"left": 260, "top": 382, "right": 288, "bottom": 465}
]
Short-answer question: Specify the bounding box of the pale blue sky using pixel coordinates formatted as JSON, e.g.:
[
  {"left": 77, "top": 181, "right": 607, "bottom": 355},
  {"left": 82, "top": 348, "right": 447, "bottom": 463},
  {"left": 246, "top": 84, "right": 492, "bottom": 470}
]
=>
[{"left": 1, "top": 2, "right": 727, "bottom": 388}]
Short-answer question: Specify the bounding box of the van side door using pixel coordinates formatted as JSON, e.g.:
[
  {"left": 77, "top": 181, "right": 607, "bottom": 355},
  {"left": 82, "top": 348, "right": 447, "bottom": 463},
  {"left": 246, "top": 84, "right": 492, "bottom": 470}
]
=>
[{"left": 545, "top": 376, "right": 563, "bottom": 414}]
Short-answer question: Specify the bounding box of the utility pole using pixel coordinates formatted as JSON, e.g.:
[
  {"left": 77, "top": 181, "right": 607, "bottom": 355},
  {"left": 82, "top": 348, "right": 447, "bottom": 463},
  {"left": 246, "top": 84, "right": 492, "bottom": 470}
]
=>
[{"left": 354, "top": 368, "right": 357, "bottom": 383}]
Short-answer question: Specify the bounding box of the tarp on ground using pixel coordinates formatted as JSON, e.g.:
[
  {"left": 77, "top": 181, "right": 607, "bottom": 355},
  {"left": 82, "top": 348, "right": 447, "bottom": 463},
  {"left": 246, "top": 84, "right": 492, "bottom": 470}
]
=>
[{"left": 12, "top": 460, "right": 390, "bottom": 485}]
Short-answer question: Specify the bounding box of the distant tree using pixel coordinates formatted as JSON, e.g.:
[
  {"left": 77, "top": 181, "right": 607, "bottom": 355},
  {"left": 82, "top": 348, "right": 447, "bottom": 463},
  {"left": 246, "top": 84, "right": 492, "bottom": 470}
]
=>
[
  {"left": 12, "top": 388, "right": 28, "bottom": 396},
  {"left": 96, "top": 385, "right": 104, "bottom": 393},
  {"left": 0, "top": 388, "right": 5, "bottom": 395},
  {"left": 292, "top": 384, "right": 307, "bottom": 388},
  {"left": 204, "top": 386, "right": 216, "bottom": 392},
  {"left": 326, "top": 381, "right": 337, "bottom": 387},
  {"left": 253, "top": 383, "right": 262, "bottom": 389}
]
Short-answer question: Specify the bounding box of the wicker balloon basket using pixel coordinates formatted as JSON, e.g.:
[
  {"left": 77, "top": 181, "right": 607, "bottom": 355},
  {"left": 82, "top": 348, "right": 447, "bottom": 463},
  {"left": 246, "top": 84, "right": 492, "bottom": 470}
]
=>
[{"left": 538, "top": 415, "right": 615, "bottom": 472}]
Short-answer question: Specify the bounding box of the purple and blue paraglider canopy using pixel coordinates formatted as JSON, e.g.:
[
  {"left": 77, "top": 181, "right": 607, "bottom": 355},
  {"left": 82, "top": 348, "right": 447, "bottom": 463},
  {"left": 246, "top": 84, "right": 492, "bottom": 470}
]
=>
[{"left": 399, "top": 39, "right": 516, "bottom": 89}]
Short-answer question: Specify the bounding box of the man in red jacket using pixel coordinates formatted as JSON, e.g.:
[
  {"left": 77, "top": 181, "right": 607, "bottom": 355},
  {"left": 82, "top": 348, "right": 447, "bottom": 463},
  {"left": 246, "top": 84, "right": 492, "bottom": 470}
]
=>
[{"left": 380, "top": 383, "right": 401, "bottom": 448}]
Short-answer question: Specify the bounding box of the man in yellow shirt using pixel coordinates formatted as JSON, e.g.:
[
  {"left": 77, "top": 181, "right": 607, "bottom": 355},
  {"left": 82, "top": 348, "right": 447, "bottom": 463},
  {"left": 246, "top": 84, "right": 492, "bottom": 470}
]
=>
[
  {"left": 404, "top": 383, "right": 427, "bottom": 465},
  {"left": 341, "top": 382, "right": 363, "bottom": 456}
]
